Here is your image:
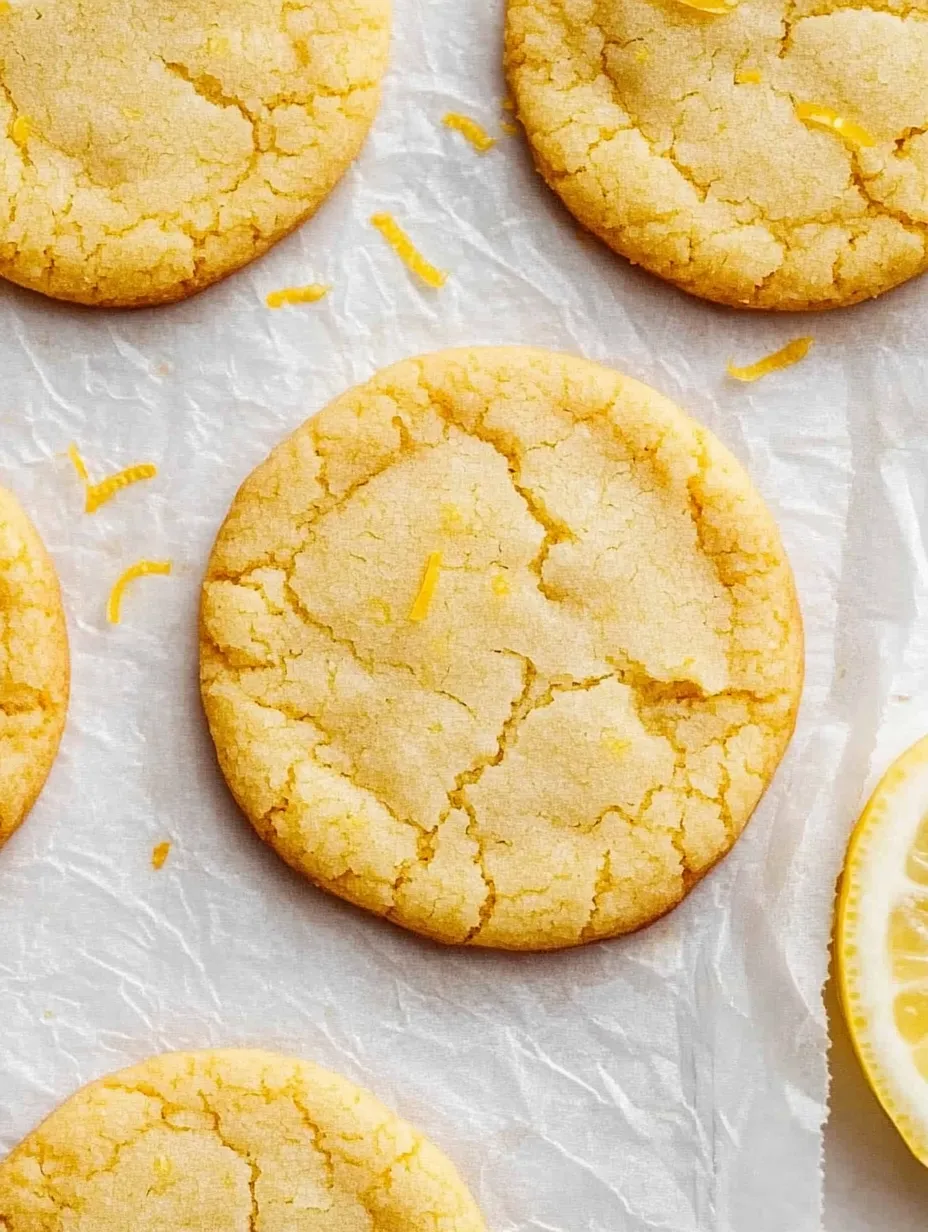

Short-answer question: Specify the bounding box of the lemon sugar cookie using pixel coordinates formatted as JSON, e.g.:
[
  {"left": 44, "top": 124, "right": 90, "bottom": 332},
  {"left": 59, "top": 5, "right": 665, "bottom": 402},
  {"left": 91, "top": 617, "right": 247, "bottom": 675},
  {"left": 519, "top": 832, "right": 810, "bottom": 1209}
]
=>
[
  {"left": 0, "top": 0, "right": 390, "bottom": 307},
  {"left": 200, "top": 347, "right": 803, "bottom": 951},
  {"left": 0, "top": 485, "right": 68, "bottom": 848},
  {"left": 0, "top": 1050, "right": 487, "bottom": 1231},
  {"left": 506, "top": 0, "right": 928, "bottom": 309}
]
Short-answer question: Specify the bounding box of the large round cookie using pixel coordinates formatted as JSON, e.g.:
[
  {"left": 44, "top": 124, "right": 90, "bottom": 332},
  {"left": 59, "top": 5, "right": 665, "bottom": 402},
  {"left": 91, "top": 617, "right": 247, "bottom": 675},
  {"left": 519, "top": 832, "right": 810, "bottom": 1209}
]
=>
[
  {"left": 506, "top": 0, "right": 928, "bottom": 310},
  {"left": 0, "top": 1050, "right": 486, "bottom": 1231},
  {"left": 0, "top": 485, "right": 68, "bottom": 848},
  {"left": 200, "top": 347, "right": 803, "bottom": 951},
  {"left": 0, "top": 0, "right": 390, "bottom": 307}
]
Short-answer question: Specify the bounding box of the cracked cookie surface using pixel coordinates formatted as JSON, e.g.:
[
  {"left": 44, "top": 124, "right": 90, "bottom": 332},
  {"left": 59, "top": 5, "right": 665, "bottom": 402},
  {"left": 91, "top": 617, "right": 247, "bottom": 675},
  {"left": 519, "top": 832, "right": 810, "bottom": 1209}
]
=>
[
  {"left": 0, "top": 1049, "right": 487, "bottom": 1231},
  {"left": 0, "top": 0, "right": 390, "bottom": 307},
  {"left": 506, "top": 0, "right": 928, "bottom": 309},
  {"left": 200, "top": 347, "right": 803, "bottom": 950},
  {"left": 0, "top": 485, "right": 68, "bottom": 848}
]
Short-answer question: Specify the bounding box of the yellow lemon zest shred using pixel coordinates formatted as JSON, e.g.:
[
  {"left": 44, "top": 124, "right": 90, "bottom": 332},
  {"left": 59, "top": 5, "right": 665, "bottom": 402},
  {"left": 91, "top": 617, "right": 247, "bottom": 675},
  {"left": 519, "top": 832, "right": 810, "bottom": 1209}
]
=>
[
  {"left": 122, "top": 106, "right": 143, "bottom": 121},
  {"left": 107, "top": 559, "right": 172, "bottom": 624},
  {"left": 727, "top": 336, "right": 814, "bottom": 382},
  {"left": 443, "top": 112, "right": 496, "bottom": 153},
  {"left": 602, "top": 731, "right": 632, "bottom": 757},
  {"left": 409, "top": 551, "right": 443, "bottom": 622},
  {"left": 11, "top": 115, "right": 30, "bottom": 145},
  {"left": 795, "top": 102, "right": 875, "bottom": 149},
  {"left": 206, "top": 34, "right": 229, "bottom": 55},
  {"left": 85, "top": 463, "right": 158, "bottom": 513},
  {"left": 673, "top": 0, "right": 737, "bottom": 14},
  {"left": 370, "top": 213, "right": 448, "bottom": 288},
  {"left": 67, "top": 442, "right": 89, "bottom": 483},
  {"left": 152, "top": 841, "right": 171, "bottom": 870},
  {"left": 0, "top": 4, "right": 12, "bottom": 15},
  {"left": 266, "top": 283, "right": 330, "bottom": 308},
  {"left": 491, "top": 572, "right": 510, "bottom": 597},
  {"left": 735, "top": 67, "right": 762, "bottom": 84}
]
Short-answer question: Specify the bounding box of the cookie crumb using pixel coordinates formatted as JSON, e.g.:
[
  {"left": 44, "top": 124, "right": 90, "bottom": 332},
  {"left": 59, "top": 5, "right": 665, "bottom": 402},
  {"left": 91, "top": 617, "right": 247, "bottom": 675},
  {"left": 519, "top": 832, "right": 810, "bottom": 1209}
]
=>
[
  {"left": 795, "top": 103, "right": 875, "bottom": 150},
  {"left": 370, "top": 214, "right": 448, "bottom": 288},
  {"left": 107, "top": 559, "right": 172, "bottom": 624},
  {"left": 151, "top": 841, "right": 171, "bottom": 870},
  {"left": 727, "top": 337, "right": 813, "bottom": 382},
  {"left": 266, "top": 283, "right": 330, "bottom": 308},
  {"left": 442, "top": 113, "right": 496, "bottom": 153},
  {"left": 409, "top": 551, "right": 443, "bottom": 622}
]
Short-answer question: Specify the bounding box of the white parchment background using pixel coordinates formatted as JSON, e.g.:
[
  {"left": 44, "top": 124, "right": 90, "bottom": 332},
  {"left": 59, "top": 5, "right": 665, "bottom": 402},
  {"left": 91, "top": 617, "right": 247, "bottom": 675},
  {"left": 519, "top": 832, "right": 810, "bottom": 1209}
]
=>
[{"left": 3, "top": 1, "right": 928, "bottom": 1228}]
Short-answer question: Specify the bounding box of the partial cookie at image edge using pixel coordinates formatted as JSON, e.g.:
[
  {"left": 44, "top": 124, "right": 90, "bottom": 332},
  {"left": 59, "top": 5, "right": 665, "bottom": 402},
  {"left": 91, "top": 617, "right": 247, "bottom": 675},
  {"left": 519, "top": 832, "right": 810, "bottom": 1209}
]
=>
[
  {"left": 0, "top": 1049, "right": 488, "bottom": 1232},
  {"left": 0, "top": 484, "right": 69, "bottom": 848}
]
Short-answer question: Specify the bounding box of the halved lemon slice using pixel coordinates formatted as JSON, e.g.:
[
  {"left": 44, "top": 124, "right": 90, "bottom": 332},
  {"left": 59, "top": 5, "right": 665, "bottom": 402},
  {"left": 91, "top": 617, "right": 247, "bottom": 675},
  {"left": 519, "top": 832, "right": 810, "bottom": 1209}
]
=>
[{"left": 837, "top": 734, "right": 928, "bottom": 1165}]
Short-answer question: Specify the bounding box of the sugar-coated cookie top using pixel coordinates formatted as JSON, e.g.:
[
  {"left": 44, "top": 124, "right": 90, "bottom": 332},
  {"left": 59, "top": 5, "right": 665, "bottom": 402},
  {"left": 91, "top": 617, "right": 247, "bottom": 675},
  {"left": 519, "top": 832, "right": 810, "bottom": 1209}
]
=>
[
  {"left": 0, "top": 485, "right": 68, "bottom": 846},
  {"left": 507, "top": 0, "right": 928, "bottom": 309},
  {"left": 200, "top": 347, "right": 803, "bottom": 950},
  {"left": 0, "top": 0, "right": 390, "bottom": 306},
  {"left": 0, "top": 1050, "right": 487, "bottom": 1230}
]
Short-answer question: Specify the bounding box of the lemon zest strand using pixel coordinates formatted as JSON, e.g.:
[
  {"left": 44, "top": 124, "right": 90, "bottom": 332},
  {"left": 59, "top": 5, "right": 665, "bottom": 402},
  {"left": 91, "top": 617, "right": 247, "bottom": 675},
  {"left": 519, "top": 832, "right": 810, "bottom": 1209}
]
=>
[
  {"left": 67, "top": 443, "right": 89, "bottom": 483},
  {"left": 795, "top": 102, "right": 875, "bottom": 150},
  {"left": 11, "top": 115, "right": 30, "bottom": 145},
  {"left": 727, "top": 337, "right": 814, "bottom": 382},
  {"left": 152, "top": 841, "right": 171, "bottom": 870},
  {"left": 443, "top": 112, "right": 496, "bottom": 153},
  {"left": 370, "top": 214, "right": 448, "bottom": 288},
  {"left": 107, "top": 559, "right": 172, "bottom": 624},
  {"left": 735, "top": 67, "right": 762, "bottom": 84},
  {"left": 266, "top": 283, "right": 330, "bottom": 308},
  {"left": 85, "top": 464, "right": 158, "bottom": 513},
  {"left": 409, "top": 552, "right": 443, "bottom": 622},
  {"left": 673, "top": 0, "right": 737, "bottom": 14}
]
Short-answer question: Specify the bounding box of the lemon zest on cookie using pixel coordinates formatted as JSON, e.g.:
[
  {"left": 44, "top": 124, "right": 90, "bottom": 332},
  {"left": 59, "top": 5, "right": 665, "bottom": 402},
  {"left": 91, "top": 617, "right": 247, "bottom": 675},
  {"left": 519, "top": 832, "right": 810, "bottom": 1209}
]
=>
[
  {"left": 735, "top": 67, "right": 761, "bottom": 84},
  {"left": 151, "top": 841, "right": 171, "bottom": 870},
  {"left": 11, "top": 115, "right": 30, "bottom": 145},
  {"left": 0, "top": 4, "right": 12, "bottom": 15},
  {"left": 107, "top": 559, "right": 172, "bottom": 624},
  {"left": 443, "top": 113, "right": 496, "bottom": 153},
  {"left": 601, "top": 731, "right": 632, "bottom": 757},
  {"left": 67, "top": 443, "right": 90, "bottom": 484},
  {"left": 370, "top": 214, "right": 448, "bottom": 288},
  {"left": 266, "top": 283, "right": 330, "bottom": 308},
  {"left": 727, "top": 337, "right": 814, "bottom": 382},
  {"left": 85, "top": 464, "right": 159, "bottom": 513},
  {"left": 795, "top": 103, "right": 875, "bottom": 149},
  {"left": 491, "top": 571, "right": 510, "bottom": 597},
  {"left": 673, "top": 0, "right": 738, "bottom": 15},
  {"left": 409, "top": 551, "right": 443, "bottom": 622},
  {"left": 122, "top": 106, "right": 143, "bottom": 121}
]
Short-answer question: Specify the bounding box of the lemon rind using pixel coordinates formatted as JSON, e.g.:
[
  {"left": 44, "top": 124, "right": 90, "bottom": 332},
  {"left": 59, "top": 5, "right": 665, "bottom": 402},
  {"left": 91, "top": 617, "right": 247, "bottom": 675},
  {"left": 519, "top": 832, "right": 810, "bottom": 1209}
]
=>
[{"left": 837, "top": 733, "right": 928, "bottom": 1166}]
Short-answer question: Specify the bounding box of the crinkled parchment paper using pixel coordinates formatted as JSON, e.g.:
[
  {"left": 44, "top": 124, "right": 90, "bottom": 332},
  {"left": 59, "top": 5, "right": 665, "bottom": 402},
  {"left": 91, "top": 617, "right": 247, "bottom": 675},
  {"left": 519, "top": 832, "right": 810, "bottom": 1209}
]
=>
[{"left": 3, "top": 2, "right": 928, "bottom": 1228}]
